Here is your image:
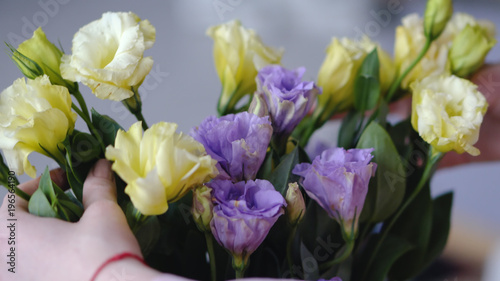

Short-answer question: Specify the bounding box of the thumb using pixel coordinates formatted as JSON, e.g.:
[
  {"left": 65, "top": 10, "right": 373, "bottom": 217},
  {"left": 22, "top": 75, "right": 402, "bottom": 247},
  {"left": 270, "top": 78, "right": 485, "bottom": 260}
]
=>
[{"left": 82, "top": 159, "right": 117, "bottom": 209}]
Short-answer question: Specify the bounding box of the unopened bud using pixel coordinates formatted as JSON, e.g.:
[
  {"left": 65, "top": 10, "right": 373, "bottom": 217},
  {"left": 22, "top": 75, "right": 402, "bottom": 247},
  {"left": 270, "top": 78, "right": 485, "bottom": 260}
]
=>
[
  {"left": 192, "top": 185, "right": 213, "bottom": 232},
  {"left": 424, "top": 0, "right": 453, "bottom": 40},
  {"left": 285, "top": 182, "right": 305, "bottom": 225},
  {"left": 248, "top": 93, "right": 269, "bottom": 118},
  {"left": 450, "top": 24, "right": 496, "bottom": 77}
]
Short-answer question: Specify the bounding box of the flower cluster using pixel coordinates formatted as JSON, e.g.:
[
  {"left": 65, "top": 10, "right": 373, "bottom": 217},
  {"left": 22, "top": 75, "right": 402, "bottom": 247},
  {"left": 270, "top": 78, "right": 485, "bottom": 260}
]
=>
[{"left": 0, "top": 0, "right": 495, "bottom": 280}]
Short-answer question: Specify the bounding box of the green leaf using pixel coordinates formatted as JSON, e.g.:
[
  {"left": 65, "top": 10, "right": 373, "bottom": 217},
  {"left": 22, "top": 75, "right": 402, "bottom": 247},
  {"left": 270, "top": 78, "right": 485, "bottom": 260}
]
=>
[
  {"left": 38, "top": 167, "right": 57, "bottom": 203},
  {"left": 354, "top": 48, "right": 381, "bottom": 112},
  {"left": 59, "top": 134, "right": 94, "bottom": 202},
  {"left": 71, "top": 132, "right": 101, "bottom": 163},
  {"left": 58, "top": 199, "right": 84, "bottom": 222},
  {"left": 355, "top": 234, "right": 414, "bottom": 281},
  {"left": 256, "top": 150, "right": 275, "bottom": 180},
  {"left": 357, "top": 122, "right": 406, "bottom": 222},
  {"left": 135, "top": 216, "right": 161, "bottom": 257},
  {"left": 268, "top": 144, "right": 299, "bottom": 196},
  {"left": 298, "top": 201, "right": 342, "bottom": 264},
  {"left": 388, "top": 183, "right": 433, "bottom": 280},
  {"left": 338, "top": 110, "right": 363, "bottom": 149},
  {"left": 28, "top": 188, "right": 58, "bottom": 218},
  {"left": 28, "top": 167, "right": 58, "bottom": 218},
  {"left": 424, "top": 192, "right": 453, "bottom": 263},
  {"left": 387, "top": 118, "right": 412, "bottom": 158},
  {"left": 91, "top": 108, "right": 124, "bottom": 147},
  {"left": 300, "top": 242, "right": 319, "bottom": 280},
  {"left": 66, "top": 167, "right": 84, "bottom": 202},
  {"left": 29, "top": 167, "right": 84, "bottom": 221}
]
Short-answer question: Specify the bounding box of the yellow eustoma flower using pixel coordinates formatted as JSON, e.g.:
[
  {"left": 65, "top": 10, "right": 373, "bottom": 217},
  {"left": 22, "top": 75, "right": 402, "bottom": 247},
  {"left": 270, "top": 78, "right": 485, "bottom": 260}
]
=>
[
  {"left": 316, "top": 36, "right": 395, "bottom": 116},
  {"left": 61, "top": 12, "right": 156, "bottom": 101},
  {"left": 411, "top": 75, "right": 488, "bottom": 156},
  {"left": 0, "top": 75, "right": 77, "bottom": 177},
  {"left": 449, "top": 24, "right": 497, "bottom": 77},
  {"left": 207, "top": 20, "right": 283, "bottom": 115},
  {"left": 395, "top": 13, "right": 496, "bottom": 88},
  {"left": 105, "top": 122, "right": 218, "bottom": 215}
]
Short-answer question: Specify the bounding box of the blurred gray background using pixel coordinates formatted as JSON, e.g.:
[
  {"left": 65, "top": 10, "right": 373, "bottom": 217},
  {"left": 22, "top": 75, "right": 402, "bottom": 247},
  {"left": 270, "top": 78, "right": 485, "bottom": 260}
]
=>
[{"left": 0, "top": 0, "right": 499, "bottom": 279}]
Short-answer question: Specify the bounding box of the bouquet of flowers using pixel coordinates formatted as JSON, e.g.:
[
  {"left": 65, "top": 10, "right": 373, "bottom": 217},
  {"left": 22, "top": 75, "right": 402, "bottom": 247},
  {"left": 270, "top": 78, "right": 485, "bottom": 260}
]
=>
[{"left": 0, "top": 0, "right": 496, "bottom": 280}]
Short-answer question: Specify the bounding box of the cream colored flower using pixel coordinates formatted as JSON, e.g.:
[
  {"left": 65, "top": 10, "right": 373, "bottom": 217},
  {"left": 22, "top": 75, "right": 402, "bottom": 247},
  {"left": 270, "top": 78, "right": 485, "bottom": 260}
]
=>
[
  {"left": 449, "top": 24, "right": 496, "bottom": 77},
  {"left": 0, "top": 75, "right": 77, "bottom": 177},
  {"left": 395, "top": 13, "right": 496, "bottom": 88},
  {"left": 317, "top": 36, "right": 395, "bottom": 115},
  {"left": 105, "top": 122, "right": 218, "bottom": 215},
  {"left": 411, "top": 75, "right": 488, "bottom": 156},
  {"left": 61, "top": 12, "right": 156, "bottom": 101},
  {"left": 207, "top": 20, "right": 283, "bottom": 114}
]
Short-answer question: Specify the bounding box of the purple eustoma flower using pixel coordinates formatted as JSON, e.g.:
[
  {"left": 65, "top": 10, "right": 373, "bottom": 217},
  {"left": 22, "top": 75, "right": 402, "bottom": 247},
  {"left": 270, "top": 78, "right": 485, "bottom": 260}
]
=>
[
  {"left": 250, "top": 65, "right": 320, "bottom": 140},
  {"left": 293, "top": 147, "right": 376, "bottom": 237},
  {"left": 190, "top": 112, "right": 272, "bottom": 182},
  {"left": 208, "top": 179, "right": 286, "bottom": 267}
]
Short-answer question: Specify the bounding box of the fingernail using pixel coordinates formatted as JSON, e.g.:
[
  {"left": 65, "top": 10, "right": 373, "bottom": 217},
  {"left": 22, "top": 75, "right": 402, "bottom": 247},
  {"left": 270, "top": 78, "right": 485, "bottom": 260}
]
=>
[{"left": 92, "top": 159, "right": 112, "bottom": 180}]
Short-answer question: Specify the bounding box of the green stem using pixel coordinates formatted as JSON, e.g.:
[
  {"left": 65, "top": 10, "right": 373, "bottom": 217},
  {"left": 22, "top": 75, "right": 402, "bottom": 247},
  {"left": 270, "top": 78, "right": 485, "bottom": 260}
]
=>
[
  {"left": 71, "top": 104, "right": 106, "bottom": 152},
  {"left": 71, "top": 89, "right": 91, "bottom": 121},
  {"left": 356, "top": 222, "right": 373, "bottom": 251},
  {"left": 235, "top": 268, "right": 245, "bottom": 279},
  {"left": 133, "top": 111, "right": 149, "bottom": 131},
  {"left": 363, "top": 149, "right": 442, "bottom": 280},
  {"left": 14, "top": 186, "right": 30, "bottom": 201},
  {"left": 1, "top": 180, "right": 31, "bottom": 202},
  {"left": 286, "top": 226, "right": 298, "bottom": 276},
  {"left": 131, "top": 211, "right": 149, "bottom": 233},
  {"left": 385, "top": 38, "right": 432, "bottom": 102},
  {"left": 124, "top": 87, "right": 149, "bottom": 130},
  {"left": 205, "top": 232, "right": 217, "bottom": 281},
  {"left": 319, "top": 238, "right": 354, "bottom": 271}
]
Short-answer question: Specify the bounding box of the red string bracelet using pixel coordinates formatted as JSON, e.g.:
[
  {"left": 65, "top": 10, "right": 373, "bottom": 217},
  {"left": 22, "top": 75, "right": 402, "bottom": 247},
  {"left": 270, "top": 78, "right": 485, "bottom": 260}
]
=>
[{"left": 90, "top": 252, "right": 145, "bottom": 281}]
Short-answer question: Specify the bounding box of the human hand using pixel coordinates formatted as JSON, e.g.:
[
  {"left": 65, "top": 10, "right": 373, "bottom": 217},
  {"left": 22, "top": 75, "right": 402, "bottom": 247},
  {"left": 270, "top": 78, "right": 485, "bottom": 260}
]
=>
[{"left": 0, "top": 159, "right": 162, "bottom": 281}]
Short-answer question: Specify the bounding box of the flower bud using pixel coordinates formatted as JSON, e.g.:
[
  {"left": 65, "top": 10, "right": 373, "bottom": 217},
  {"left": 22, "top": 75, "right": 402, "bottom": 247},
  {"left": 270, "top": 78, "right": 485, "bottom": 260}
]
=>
[
  {"left": 206, "top": 20, "right": 283, "bottom": 115},
  {"left": 8, "top": 45, "right": 44, "bottom": 80},
  {"left": 317, "top": 37, "right": 394, "bottom": 118},
  {"left": 424, "top": 0, "right": 453, "bottom": 40},
  {"left": 192, "top": 185, "right": 214, "bottom": 232},
  {"left": 449, "top": 24, "right": 496, "bottom": 77},
  {"left": 13, "top": 28, "right": 75, "bottom": 91},
  {"left": 248, "top": 93, "right": 269, "bottom": 118},
  {"left": 285, "top": 182, "right": 305, "bottom": 225},
  {"left": 122, "top": 86, "right": 143, "bottom": 114}
]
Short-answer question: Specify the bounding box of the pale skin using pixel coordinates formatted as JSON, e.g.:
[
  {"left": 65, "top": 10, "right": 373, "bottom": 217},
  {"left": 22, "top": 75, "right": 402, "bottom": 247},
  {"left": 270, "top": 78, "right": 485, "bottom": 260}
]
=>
[{"left": 0, "top": 65, "right": 499, "bottom": 281}]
